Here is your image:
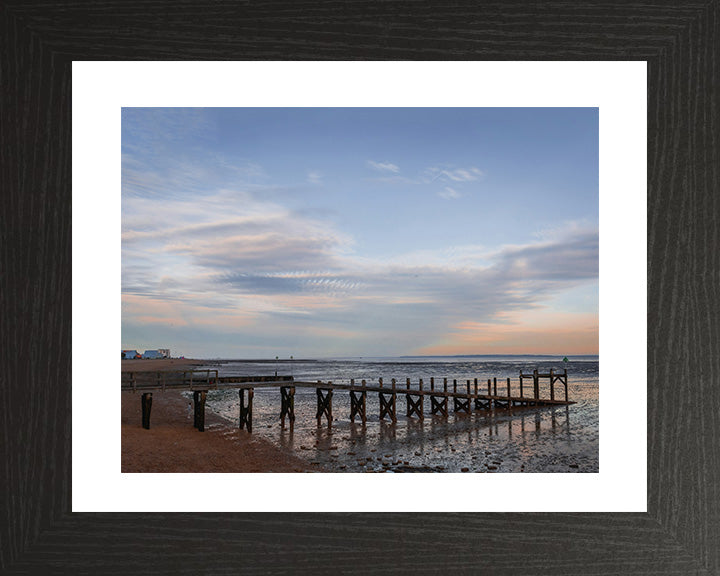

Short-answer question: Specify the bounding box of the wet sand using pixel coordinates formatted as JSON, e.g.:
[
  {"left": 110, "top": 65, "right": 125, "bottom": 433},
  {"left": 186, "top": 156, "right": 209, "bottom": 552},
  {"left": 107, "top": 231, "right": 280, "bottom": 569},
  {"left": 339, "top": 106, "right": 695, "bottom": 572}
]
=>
[{"left": 121, "top": 359, "right": 313, "bottom": 473}]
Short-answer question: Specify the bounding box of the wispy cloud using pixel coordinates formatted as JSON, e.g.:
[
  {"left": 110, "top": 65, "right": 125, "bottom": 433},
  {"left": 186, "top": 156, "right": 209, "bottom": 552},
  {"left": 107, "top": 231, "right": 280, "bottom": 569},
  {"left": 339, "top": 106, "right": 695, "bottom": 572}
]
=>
[
  {"left": 367, "top": 160, "right": 400, "bottom": 173},
  {"left": 124, "top": 177, "right": 597, "bottom": 345},
  {"left": 425, "top": 166, "right": 484, "bottom": 183},
  {"left": 438, "top": 187, "right": 461, "bottom": 200},
  {"left": 307, "top": 170, "right": 323, "bottom": 184}
]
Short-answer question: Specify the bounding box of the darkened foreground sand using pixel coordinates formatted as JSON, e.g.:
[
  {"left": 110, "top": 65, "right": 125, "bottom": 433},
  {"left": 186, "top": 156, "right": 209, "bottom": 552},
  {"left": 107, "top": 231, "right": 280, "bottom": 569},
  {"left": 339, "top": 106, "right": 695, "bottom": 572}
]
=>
[{"left": 122, "top": 359, "right": 312, "bottom": 473}]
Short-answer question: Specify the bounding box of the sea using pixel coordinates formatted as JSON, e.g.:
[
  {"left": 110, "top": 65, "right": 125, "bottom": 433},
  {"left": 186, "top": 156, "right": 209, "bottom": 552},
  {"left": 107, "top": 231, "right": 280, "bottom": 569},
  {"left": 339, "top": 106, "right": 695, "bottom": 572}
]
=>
[{"left": 192, "top": 355, "right": 599, "bottom": 473}]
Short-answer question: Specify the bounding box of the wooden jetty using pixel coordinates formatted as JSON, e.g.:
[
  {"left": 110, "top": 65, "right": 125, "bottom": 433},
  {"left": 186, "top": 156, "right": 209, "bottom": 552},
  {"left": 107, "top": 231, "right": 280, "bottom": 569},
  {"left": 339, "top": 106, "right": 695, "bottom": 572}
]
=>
[{"left": 121, "top": 368, "right": 573, "bottom": 432}]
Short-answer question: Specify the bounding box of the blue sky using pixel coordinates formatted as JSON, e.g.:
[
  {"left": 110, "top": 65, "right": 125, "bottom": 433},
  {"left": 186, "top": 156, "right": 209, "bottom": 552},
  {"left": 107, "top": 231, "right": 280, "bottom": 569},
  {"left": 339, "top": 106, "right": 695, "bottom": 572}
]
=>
[{"left": 122, "top": 107, "right": 598, "bottom": 358}]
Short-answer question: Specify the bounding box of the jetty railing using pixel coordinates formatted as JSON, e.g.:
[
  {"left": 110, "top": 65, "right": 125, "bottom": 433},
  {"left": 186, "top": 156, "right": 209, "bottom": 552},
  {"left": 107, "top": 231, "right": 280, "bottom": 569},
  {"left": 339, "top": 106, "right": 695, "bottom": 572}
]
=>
[{"left": 122, "top": 368, "right": 573, "bottom": 432}]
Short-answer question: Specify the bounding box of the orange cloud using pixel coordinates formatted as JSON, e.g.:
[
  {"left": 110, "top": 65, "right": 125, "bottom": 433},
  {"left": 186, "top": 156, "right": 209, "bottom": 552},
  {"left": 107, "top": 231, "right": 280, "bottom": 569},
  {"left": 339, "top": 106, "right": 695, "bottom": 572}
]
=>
[{"left": 418, "top": 311, "right": 598, "bottom": 356}]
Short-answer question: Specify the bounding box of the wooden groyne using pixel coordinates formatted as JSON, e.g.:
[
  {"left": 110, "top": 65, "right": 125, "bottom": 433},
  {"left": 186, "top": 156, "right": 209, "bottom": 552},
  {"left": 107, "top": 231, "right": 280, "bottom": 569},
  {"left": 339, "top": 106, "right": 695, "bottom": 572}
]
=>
[{"left": 122, "top": 368, "right": 573, "bottom": 432}]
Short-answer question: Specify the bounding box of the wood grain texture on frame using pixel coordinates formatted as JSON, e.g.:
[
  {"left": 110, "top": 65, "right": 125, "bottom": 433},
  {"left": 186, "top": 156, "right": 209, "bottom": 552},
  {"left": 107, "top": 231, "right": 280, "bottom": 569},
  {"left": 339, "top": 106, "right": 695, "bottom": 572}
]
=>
[{"left": 1, "top": 1, "right": 718, "bottom": 574}]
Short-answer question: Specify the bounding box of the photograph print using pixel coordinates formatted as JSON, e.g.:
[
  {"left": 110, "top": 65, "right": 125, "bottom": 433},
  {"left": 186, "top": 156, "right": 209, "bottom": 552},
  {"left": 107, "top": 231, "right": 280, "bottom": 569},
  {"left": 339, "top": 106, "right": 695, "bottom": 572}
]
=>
[{"left": 121, "top": 107, "right": 599, "bottom": 474}]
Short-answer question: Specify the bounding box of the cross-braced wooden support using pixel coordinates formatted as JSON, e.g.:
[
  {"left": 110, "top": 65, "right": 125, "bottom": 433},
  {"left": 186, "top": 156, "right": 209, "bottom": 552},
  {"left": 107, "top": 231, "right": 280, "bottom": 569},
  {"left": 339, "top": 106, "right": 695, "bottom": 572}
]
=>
[
  {"left": 239, "top": 388, "right": 254, "bottom": 432},
  {"left": 193, "top": 390, "right": 207, "bottom": 431},
  {"left": 474, "top": 398, "right": 492, "bottom": 410},
  {"left": 379, "top": 391, "right": 397, "bottom": 422},
  {"left": 350, "top": 390, "right": 367, "bottom": 423},
  {"left": 453, "top": 396, "right": 471, "bottom": 414},
  {"left": 141, "top": 392, "right": 152, "bottom": 429},
  {"left": 550, "top": 369, "right": 568, "bottom": 402},
  {"left": 316, "top": 388, "right": 333, "bottom": 426},
  {"left": 280, "top": 386, "right": 295, "bottom": 426},
  {"left": 406, "top": 394, "right": 424, "bottom": 419},
  {"left": 430, "top": 395, "right": 448, "bottom": 416}
]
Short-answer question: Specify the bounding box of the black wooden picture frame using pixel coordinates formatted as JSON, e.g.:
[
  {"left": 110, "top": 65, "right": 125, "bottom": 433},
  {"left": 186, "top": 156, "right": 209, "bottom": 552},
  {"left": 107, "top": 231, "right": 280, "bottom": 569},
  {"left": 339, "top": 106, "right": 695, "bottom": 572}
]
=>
[{"left": 2, "top": 2, "right": 718, "bottom": 574}]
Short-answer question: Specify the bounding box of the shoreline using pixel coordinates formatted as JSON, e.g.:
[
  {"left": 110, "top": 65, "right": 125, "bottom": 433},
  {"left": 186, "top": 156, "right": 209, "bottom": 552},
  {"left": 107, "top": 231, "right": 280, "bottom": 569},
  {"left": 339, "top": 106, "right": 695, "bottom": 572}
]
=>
[{"left": 121, "top": 359, "right": 315, "bottom": 473}]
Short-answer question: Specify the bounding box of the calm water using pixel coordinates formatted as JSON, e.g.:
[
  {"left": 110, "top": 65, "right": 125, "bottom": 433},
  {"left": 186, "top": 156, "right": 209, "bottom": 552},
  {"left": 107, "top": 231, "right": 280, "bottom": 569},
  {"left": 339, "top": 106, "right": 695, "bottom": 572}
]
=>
[{"left": 194, "top": 356, "right": 599, "bottom": 473}]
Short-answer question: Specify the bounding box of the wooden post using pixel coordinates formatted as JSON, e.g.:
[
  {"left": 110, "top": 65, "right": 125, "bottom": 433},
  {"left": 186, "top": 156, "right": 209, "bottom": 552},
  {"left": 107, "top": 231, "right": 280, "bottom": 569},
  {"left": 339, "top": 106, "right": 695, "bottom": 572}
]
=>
[
  {"left": 474, "top": 378, "right": 478, "bottom": 395},
  {"left": 379, "top": 377, "right": 383, "bottom": 388},
  {"left": 379, "top": 391, "right": 397, "bottom": 422},
  {"left": 316, "top": 387, "right": 333, "bottom": 426},
  {"left": 466, "top": 379, "right": 471, "bottom": 397},
  {"left": 239, "top": 388, "right": 254, "bottom": 432},
  {"left": 193, "top": 391, "right": 200, "bottom": 428},
  {"left": 520, "top": 373, "right": 524, "bottom": 397},
  {"left": 141, "top": 392, "right": 152, "bottom": 429},
  {"left": 533, "top": 369, "right": 539, "bottom": 399},
  {"left": 350, "top": 389, "right": 367, "bottom": 424},
  {"left": 493, "top": 377, "right": 497, "bottom": 396},
  {"left": 444, "top": 378, "right": 448, "bottom": 393},
  {"left": 431, "top": 395, "right": 448, "bottom": 417},
  {"left": 406, "top": 392, "right": 424, "bottom": 419},
  {"left": 507, "top": 377, "right": 511, "bottom": 399},
  {"left": 193, "top": 390, "right": 206, "bottom": 432},
  {"left": 488, "top": 379, "right": 491, "bottom": 396},
  {"left": 453, "top": 379, "right": 457, "bottom": 393},
  {"left": 350, "top": 380, "right": 367, "bottom": 424},
  {"left": 406, "top": 378, "right": 411, "bottom": 390},
  {"left": 419, "top": 378, "right": 423, "bottom": 391},
  {"left": 280, "top": 386, "right": 295, "bottom": 426},
  {"left": 564, "top": 369, "right": 568, "bottom": 402},
  {"left": 430, "top": 377, "right": 435, "bottom": 391},
  {"left": 453, "top": 396, "right": 471, "bottom": 414}
]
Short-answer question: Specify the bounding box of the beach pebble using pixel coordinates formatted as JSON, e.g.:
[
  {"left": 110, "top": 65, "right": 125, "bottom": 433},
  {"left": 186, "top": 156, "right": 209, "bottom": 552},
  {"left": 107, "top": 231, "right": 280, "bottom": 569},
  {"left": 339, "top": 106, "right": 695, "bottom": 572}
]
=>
[
  {"left": 347, "top": 451, "right": 356, "bottom": 456},
  {"left": 569, "top": 463, "right": 579, "bottom": 468},
  {"left": 461, "top": 467, "right": 470, "bottom": 472},
  {"left": 487, "top": 465, "right": 498, "bottom": 471}
]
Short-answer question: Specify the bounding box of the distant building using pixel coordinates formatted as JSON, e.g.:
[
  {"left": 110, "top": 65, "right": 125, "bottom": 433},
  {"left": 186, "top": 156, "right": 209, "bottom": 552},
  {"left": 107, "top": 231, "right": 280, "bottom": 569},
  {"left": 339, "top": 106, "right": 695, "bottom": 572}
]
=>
[
  {"left": 142, "top": 349, "right": 170, "bottom": 359},
  {"left": 122, "top": 350, "right": 141, "bottom": 359}
]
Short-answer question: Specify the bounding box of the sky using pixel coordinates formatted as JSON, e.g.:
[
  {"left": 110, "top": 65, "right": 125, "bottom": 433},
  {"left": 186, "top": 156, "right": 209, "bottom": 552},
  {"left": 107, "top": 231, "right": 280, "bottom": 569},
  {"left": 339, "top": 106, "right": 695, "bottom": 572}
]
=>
[{"left": 121, "top": 107, "right": 598, "bottom": 359}]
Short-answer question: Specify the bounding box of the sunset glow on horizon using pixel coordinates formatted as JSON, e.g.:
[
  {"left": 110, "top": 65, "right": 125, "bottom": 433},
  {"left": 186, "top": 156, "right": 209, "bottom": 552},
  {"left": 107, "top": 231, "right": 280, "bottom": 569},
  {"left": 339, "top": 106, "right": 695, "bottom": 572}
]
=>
[{"left": 122, "top": 108, "right": 598, "bottom": 358}]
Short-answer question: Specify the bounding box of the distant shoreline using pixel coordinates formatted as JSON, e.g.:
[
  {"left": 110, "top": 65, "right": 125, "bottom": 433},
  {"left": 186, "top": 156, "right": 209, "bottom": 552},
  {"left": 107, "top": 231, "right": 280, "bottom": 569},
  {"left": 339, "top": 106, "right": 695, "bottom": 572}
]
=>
[
  {"left": 178, "top": 354, "right": 599, "bottom": 364},
  {"left": 121, "top": 358, "right": 205, "bottom": 371}
]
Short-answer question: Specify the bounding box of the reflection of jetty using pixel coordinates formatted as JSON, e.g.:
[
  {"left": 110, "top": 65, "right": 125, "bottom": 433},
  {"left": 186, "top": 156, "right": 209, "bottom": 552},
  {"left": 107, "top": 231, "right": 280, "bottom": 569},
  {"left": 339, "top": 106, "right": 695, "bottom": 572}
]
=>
[{"left": 122, "top": 368, "right": 573, "bottom": 432}]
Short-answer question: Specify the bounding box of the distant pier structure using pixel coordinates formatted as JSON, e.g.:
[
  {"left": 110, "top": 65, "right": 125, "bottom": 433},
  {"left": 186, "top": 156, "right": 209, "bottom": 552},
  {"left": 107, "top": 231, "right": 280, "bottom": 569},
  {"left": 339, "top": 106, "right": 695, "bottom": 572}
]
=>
[{"left": 121, "top": 368, "right": 573, "bottom": 432}]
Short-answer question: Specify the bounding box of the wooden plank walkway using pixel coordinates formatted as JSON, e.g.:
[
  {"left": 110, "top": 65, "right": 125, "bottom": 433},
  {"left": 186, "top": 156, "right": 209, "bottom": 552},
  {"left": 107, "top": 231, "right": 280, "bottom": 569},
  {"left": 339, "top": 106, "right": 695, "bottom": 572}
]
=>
[{"left": 122, "top": 369, "right": 574, "bottom": 432}]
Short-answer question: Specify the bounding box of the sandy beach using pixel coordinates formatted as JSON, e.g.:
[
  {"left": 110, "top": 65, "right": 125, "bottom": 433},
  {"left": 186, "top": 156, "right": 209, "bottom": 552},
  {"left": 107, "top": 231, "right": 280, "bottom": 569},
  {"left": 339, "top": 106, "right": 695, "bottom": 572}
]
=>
[{"left": 121, "top": 359, "right": 313, "bottom": 473}]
